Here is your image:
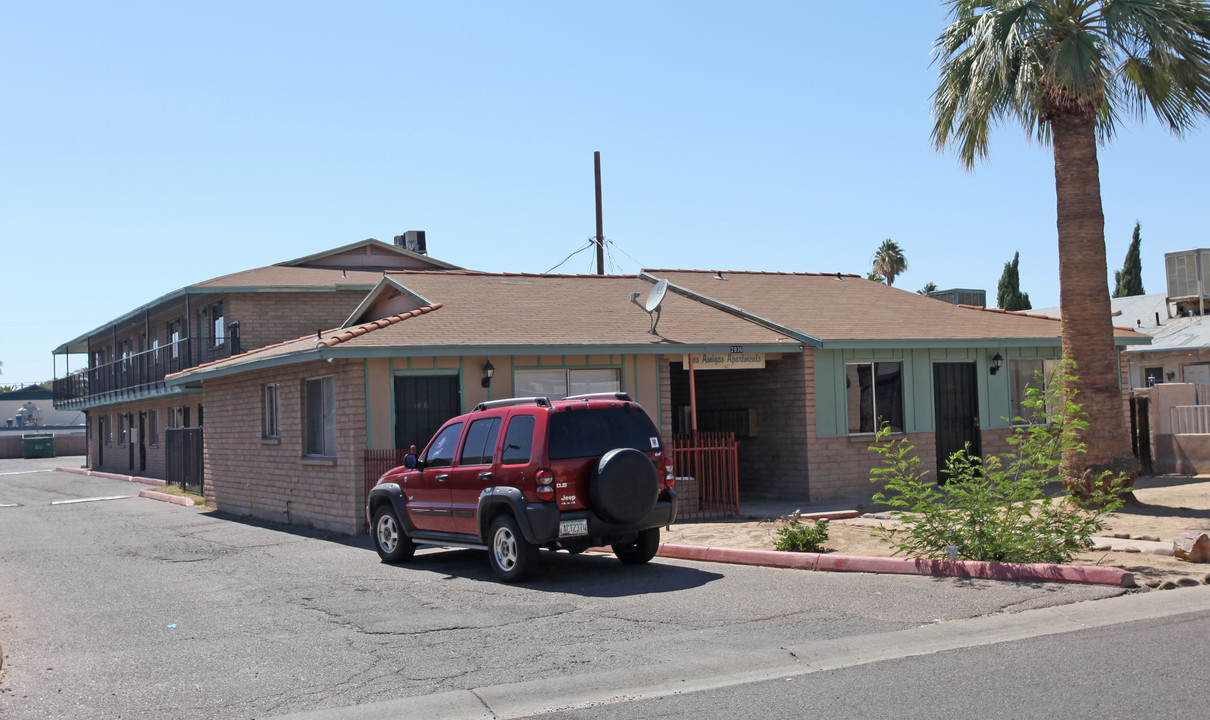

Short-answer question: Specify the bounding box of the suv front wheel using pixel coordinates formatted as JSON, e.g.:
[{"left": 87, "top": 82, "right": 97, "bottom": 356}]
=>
[
  {"left": 373, "top": 506, "right": 416, "bottom": 564},
  {"left": 488, "top": 514, "right": 538, "bottom": 582},
  {"left": 612, "top": 527, "right": 660, "bottom": 565}
]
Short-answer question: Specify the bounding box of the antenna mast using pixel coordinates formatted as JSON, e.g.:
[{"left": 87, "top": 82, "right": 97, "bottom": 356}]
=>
[{"left": 594, "top": 151, "right": 604, "bottom": 275}]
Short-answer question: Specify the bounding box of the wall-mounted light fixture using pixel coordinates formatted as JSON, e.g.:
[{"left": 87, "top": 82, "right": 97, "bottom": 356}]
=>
[
  {"left": 989, "top": 353, "right": 1004, "bottom": 375},
  {"left": 481, "top": 359, "right": 495, "bottom": 388}
]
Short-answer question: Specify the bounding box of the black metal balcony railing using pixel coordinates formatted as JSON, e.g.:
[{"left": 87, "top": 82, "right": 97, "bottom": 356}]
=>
[{"left": 53, "top": 328, "right": 241, "bottom": 409}]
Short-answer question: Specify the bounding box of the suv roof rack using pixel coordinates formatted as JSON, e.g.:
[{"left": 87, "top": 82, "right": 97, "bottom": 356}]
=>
[
  {"left": 561, "top": 392, "right": 633, "bottom": 403},
  {"left": 472, "top": 397, "right": 552, "bottom": 412}
]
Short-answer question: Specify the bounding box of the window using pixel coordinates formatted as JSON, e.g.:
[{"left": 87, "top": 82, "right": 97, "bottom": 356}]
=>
[
  {"left": 118, "top": 413, "right": 128, "bottom": 446},
  {"left": 514, "top": 368, "right": 622, "bottom": 400},
  {"left": 1144, "top": 367, "right": 1164, "bottom": 387},
  {"left": 501, "top": 415, "right": 536, "bottom": 465},
  {"left": 304, "top": 376, "right": 337, "bottom": 456},
  {"left": 148, "top": 410, "right": 160, "bottom": 446},
  {"left": 211, "top": 301, "right": 225, "bottom": 346},
  {"left": 264, "top": 383, "right": 281, "bottom": 438},
  {"left": 424, "top": 422, "right": 463, "bottom": 469},
  {"left": 549, "top": 407, "right": 662, "bottom": 459},
  {"left": 845, "top": 362, "right": 904, "bottom": 434},
  {"left": 168, "top": 319, "right": 182, "bottom": 359},
  {"left": 167, "top": 407, "right": 182, "bottom": 429},
  {"left": 102, "top": 415, "right": 112, "bottom": 446},
  {"left": 459, "top": 417, "right": 501, "bottom": 466},
  {"left": 1009, "top": 359, "right": 1058, "bottom": 424}
]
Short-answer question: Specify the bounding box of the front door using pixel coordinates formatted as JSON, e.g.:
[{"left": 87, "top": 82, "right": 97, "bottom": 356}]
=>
[
  {"left": 409, "top": 420, "right": 463, "bottom": 533},
  {"left": 138, "top": 411, "right": 147, "bottom": 473},
  {"left": 128, "top": 413, "right": 136, "bottom": 471},
  {"left": 933, "top": 362, "right": 981, "bottom": 482},
  {"left": 394, "top": 374, "right": 461, "bottom": 451}
]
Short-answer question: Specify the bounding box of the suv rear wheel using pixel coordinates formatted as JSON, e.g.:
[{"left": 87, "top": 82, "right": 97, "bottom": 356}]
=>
[
  {"left": 373, "top": 506, "right": 416, "bottom": 563},
  {"left": 612, "top": 527, "right": 660, "bottom": 564},
  {"left": 488, "top": 514, "right": 538, "bottom": 582}
]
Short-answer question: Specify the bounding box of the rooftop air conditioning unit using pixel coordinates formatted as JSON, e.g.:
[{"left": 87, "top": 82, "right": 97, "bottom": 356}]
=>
[
  {"left": 927, "top": 288, "right": 986, "bottom": 308},
  {"left": 1164, "top": 249, "right": 1210, "bottom": 316},
  {"left": 393, "top": 230, "right": 427, "bottom": 255}
]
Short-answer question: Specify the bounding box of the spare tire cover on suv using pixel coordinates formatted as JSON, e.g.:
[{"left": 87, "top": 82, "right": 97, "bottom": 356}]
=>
[{"left": 590, "top": 448, "right": 659, "bottom": 525}]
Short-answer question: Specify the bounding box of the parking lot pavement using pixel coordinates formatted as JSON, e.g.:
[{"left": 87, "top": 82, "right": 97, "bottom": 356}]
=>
[{"left": 0, "top": 465, "right": 1125, "bottom": 720}]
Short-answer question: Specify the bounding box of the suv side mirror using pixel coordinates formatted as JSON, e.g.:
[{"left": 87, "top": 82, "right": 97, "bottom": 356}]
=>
[{"left": 403, "top": 453, "right": 421, "bottom": 469}]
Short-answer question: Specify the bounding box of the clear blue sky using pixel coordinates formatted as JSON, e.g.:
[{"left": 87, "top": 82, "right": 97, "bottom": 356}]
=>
[{"left": 3, "top": 2, "right": 1206, "bottom": 385}]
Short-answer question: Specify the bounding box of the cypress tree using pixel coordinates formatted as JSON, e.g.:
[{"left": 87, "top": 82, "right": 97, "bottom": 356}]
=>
[
  {"left": 997, "top": 252, "right": 1032, "bottom": 311},
  {"left": 1113, "top": 222, "right": 1145, "bottom": 298}
]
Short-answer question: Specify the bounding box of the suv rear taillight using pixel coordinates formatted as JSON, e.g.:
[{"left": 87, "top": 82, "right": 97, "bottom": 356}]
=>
[
  {"left": 664, "top": 458, "right": 675, "bottom": 487},
  {"left": 535, "top": 469, "right": 555, "bottom": 501}
]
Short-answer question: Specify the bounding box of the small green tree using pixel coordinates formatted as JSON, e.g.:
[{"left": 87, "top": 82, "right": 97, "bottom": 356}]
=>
[
  {"left": 867, "top": 359, "right": 1126, "bottom": 564},
  {"left": 1113, "top": 222, "right": 1145, "bottom": 298},
  {"left": 996, "top": 252, "right": 1032, "bottom": 311},
  {"left": 917, "top": 282, "right": 938, "bottom": 296}
]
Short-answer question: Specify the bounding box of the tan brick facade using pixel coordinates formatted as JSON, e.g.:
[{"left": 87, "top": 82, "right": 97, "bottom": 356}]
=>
[
  {"left": 85, "top": 397, "right": 197, "bottom": 478},
  {"left": 203, "top": 359, "right": 367, "bottom": 534},
  {"left": 226, "top": 290, "right": 370, "bottom": 352}
]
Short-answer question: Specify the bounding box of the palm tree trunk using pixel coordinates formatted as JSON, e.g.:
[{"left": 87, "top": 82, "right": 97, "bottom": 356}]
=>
[{"left": 1052, "top": 112, "right": 1140, "bottom": 494}]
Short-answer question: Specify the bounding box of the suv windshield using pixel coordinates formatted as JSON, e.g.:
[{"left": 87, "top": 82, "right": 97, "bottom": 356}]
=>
[{"left": 548, "top": 406, "right": 661, "bottom": 460}]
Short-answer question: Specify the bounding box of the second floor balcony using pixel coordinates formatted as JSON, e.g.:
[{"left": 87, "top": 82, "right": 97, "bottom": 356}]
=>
[{"left": 53, "top": 327, "right": 241, "bottom": 410}]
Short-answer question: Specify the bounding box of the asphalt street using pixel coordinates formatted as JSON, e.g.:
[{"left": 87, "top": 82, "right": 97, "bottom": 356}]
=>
[
  {"left": 0, "top": 459, "right": 1162, "bottom": 720},
  {"left": 513, "top": 604, "right": 1210, "bottom": 720}
]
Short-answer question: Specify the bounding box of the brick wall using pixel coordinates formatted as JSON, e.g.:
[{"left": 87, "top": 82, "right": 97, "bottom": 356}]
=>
[
  {"left": 227, "top": 290, "right": 369, "bottom": 351},
  {"left": 688, "top": 353, "right": 811, "bottom": 499},
  {"left": 203, "top": 359, "right": 367, "bottom": 534},
  {"left": 84, "top": 398, "right": 190, "bottom": 479}
]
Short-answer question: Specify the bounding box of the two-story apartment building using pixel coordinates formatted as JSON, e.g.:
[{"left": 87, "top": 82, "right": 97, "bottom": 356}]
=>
[{"left": 52, "top": 237, "right": 458, "bottom": 483}]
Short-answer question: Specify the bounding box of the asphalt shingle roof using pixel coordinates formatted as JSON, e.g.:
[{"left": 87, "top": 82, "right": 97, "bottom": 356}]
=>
[{"left": 645, "top": 269, "right": 1145, "bottom": 343}]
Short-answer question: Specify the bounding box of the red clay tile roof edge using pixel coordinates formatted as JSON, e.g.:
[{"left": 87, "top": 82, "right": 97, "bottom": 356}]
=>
[{"left": 166, "top": 303, "right": 443, "bottom": 380}]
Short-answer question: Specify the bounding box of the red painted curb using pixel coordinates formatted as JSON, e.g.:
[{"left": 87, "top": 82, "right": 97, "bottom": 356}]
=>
[
  {"left": 798, "top": 510, "right": 860, "bottom": 521},
  {"left": 138, "top": 489, "right": 195, "bottom": 507},
  {"left": 656, "top": 543, "right": 1135, "bottom": 587}
]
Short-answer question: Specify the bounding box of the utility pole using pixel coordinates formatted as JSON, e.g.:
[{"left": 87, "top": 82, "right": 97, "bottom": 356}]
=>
[{"left": 594, "top": 151, "right": 604, "bottom": 275}]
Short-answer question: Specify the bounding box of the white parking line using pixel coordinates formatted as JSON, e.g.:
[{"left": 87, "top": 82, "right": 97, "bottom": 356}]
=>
[
  {"left": 0, "top": 503, "right": 19, "bottom": 508},
  {"left": 0, "top": 469, "right": 53, "bottom": 476},
  {"left": 50, "top": 495, "right": 134, "bottom": 505}
]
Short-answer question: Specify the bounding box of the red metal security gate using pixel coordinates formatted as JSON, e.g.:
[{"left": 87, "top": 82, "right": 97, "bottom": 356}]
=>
[
  {"left": 364, "top": 449, "right": 410, "bottom": 500},
  {"left": 670, "top": 431, "right": 739, "bottom": 521}
]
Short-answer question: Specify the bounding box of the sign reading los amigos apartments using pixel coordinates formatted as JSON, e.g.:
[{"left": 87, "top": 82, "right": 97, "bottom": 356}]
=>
[{"left": 684, "top": 351, "right": 766, "bottom": 370}]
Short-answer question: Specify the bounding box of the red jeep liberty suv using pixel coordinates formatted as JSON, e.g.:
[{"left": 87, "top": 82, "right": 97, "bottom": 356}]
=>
[{"left": 367, "top": 392, "right": 679, "bottom": 582}]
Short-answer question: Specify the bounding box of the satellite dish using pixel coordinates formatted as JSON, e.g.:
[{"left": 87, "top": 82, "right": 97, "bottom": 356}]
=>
[
  {"left": 645, "top": 279, "right": 669, "bottom": 313},
  {"left": 631, "top": 279, "right": 669, "bottom": 335}
]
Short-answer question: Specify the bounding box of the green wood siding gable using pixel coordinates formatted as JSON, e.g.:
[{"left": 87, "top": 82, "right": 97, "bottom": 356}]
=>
[{"left": 814, "top": 346, "right": 1062, "bottom": 438}]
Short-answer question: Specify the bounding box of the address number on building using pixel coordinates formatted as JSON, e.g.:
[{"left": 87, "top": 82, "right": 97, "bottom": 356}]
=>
[{"left": 730, "top": 346, "right": 744, "bottom": 353}]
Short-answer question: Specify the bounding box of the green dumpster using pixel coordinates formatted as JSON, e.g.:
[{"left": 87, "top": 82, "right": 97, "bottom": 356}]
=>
[{"left": 22, "top": 433, "right": 55, "bottom": 459}]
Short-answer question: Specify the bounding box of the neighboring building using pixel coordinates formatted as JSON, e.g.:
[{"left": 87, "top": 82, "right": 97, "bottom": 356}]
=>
[
  {"left": 164, "top": 269, "right": 1147, "bottom": 535},
  {"left": 51, "top": 237, "right": 459, "bottom": 480},
  {"left": 926, "top": 288, "right": 987, "bottom": 307},
  {"left": 1, "top": 384, "right": 86, "bottom": 458}
]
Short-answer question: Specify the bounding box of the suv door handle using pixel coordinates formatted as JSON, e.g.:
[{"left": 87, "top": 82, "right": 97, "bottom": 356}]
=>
[
  {"left": 435, "top": 474, "right": 450, "bottom": 483},
  {"left": 478, "top": 471, "right": 493, "bottom": 481}
]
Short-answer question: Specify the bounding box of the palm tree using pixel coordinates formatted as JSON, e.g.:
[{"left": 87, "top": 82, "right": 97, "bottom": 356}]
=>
[
  {"left": 872, "top": 239, "right": 908, "bottom": 286},
  {"left": 931, "top": 0, "right": 1210, "bottom": 494}
]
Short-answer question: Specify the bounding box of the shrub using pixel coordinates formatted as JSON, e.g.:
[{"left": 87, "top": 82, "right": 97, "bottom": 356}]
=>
[
  {"left": 774, "top": 518, "right": 829, "bottom": 553},
  {"left": 868, "top": 359, "right": 1127, "bottom": 565}
]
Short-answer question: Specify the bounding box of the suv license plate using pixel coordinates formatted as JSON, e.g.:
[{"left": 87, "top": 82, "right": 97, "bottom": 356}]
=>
[{"left": 559, "top": 519, "right": 588, "bottom": 537}]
